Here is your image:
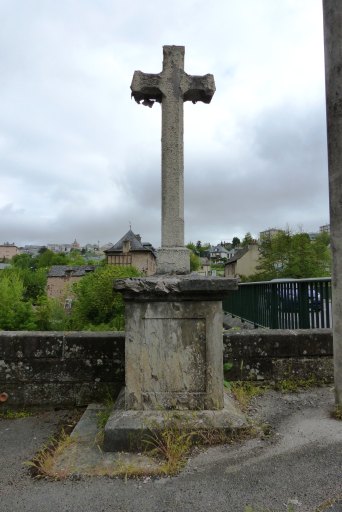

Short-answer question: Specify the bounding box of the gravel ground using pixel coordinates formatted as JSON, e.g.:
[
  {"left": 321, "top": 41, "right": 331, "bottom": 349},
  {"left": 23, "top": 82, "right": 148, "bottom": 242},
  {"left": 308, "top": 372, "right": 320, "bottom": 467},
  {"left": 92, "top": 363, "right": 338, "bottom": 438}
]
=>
[{"left": 0, "top": 387, "right": 341, "bottom": 512}]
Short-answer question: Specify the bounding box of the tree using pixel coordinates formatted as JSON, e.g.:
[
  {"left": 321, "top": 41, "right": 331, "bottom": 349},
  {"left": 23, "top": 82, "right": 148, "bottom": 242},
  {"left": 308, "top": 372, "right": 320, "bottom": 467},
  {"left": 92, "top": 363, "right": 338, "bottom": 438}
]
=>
[
  {"left": 186, "top": 242, "right": 197, "bottom": 253},
  {"left": 12, "top": 253, "right": 37, "bottom": 270},
  {"left": 69, "top": 265, "right": 141, "bottom": 330},
  {"left": 193, "top": 241, "right": 210, "bottom": 256},
  {"left": 0, "top": 272, "right": 36, "bottom": 330},
  {"left": 34, "top": 296, "right": 69, "bottom": 331},
  {"left": 253, "top": 229, "right": 331, "bottom": 281},
  {"left": 232, "top": 237, "right": 241, "bottom": 248},
  {"left": 190, "top": 251, "right": 201, "bottom": 272},
  {"left": 35, "top": 249, "right": 68, "bottom": 268},
  {"left": 241, "top": 232, "right": 254, "bottom": 247}
]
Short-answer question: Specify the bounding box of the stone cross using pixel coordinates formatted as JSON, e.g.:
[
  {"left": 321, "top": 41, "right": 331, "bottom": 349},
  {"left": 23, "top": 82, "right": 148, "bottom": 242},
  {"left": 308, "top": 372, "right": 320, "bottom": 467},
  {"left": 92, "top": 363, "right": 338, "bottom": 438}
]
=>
[{"left": 131, "top": 45, "right": 215, "bottom": 274}]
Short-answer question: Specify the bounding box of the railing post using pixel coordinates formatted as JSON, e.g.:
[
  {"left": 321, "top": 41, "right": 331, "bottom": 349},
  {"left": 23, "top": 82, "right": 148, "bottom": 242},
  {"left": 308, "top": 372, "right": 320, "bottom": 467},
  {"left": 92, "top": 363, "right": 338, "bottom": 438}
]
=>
[
  {"left": 298, "top": 281, "right": 310, "bottom": 329},
  {"left": 270, "top": 283, "right": 279, "bottom": 329}
]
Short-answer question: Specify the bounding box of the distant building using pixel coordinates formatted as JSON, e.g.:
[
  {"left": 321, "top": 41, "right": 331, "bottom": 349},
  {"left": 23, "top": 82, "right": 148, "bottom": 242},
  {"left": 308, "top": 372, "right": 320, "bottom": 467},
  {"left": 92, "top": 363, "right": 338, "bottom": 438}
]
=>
[
  {"left": 47, "top": 265, "right": 96, "bottom": 301},
  {"left": 47, "top": 240, "right": 80, "bottom": 254},
  {"left": 224, "top": 245, "right": 260, "bottom": 279},
  {"left": 308, "top": 232, "right": 319, "bottom": 241},
  {"left": 22, "top": 245, "right": 45, "bottom": 257},
  {"left": 320, "top": 224, "right": 330, "bottom": 233},
  {"left": 71, "top": 239, "right": 80, "bottom": 250},
  {"left": 105, "top": 230, "right": 156, "bottom": 276},
  {"left": 47, "top": 243, "right": 72, "bottom": 253},
  {"left": 0, "top": 243, "right": 19, "bottom": 261},
  {"left": 259, "top": 228, "right": 283, "bottom": 240},
  {"left": 198, "top": 257, "right": 211, "bottom": 276},
  {"left": 208, "top": 244, "right": 229, "bottom": 261}
]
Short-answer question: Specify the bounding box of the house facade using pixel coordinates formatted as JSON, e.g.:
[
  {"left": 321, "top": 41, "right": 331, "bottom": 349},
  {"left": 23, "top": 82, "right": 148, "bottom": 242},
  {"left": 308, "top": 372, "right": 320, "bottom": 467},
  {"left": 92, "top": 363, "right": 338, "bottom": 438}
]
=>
[
  {"left": 224, "top": 244, "right": 260, "bottom": 279},
  {"left": 0, "top": 243, "right": 19, "bottom": 261},
  {"left": 208, "top": 244, "right": 229, "bottom": 261},
  {"left": 105, "top": 230, "right": 156, "bottom": 276},
  {"left": 47, "top": 265, "right": 96, "bottom": 302}
]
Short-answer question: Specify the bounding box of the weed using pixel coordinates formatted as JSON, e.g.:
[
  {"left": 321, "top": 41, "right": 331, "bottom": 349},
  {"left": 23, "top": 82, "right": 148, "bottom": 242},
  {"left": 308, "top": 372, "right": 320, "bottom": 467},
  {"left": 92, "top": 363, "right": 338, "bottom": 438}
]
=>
[
  {"left": 316, "top": 495, "right": 342, "bottom": 511},
  {"left": 95, "top": 391, "right": 115, "bottom": 446},
  {"left": 274, "top": 376, "right": 321, "bottom": 393},
  {"left": 0, "top": 409, "right": 32, "bottom": 419},
  {"left": 25, "top": 430, "right": 76, "bottom": 479},
  {"left": 223, "top": 361, "right": 233, "bottom": 389},
  {"left": 231, "top": 381, "right": 267, "bottom": 410},
  {"left": 331, "top": 405, "right": 342, "bottom": 421},
  {"left": 143, "top": 417, "right": 195, "bottom": 475}
]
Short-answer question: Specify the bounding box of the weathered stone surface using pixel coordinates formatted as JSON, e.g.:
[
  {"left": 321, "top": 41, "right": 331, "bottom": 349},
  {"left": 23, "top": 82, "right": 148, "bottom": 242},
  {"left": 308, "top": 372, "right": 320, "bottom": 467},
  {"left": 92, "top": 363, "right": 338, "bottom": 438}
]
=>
[
  {"left": 0, "top": 332, "right": 125, "bottom": 406},
  {"left": 0, "top": 330, "right": 334, "bottom": 406},
  {"left": 104, "top": 391, "right": 247, "bottom": 452},
  {"left": 156, "top": 246, "right": 190, "bottom": 274},
  {"left": 223, "top": 330, "right": 334, "bottom": 382},
  {"left": 124, "top": 300, "right": 224, "bottom": 410},
  {"left": 224, "top": 329, "right": 333, "bottom": 359},
  {"left": 131, "top": 46, "right": 215, "bottom": 273},
  {"left": 115, "top": 274, "right": 237, "bottom": 301}
]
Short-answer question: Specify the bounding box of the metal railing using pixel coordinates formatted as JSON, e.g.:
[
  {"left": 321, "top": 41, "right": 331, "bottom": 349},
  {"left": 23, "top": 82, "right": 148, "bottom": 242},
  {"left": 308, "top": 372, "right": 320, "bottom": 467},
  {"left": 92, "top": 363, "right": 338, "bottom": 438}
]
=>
[{"left": 222, "top": 277, "right": 332, "bottom": 329}]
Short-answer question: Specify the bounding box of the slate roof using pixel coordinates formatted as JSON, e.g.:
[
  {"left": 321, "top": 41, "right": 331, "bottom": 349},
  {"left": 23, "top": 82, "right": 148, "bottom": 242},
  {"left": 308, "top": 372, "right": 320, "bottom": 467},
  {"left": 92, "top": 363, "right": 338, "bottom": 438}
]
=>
[
  {"left": 48, "top": 265, "right": 96, "bottom": 278},
  {"left": 104, "top": 230, "right": 156, "bottom": 256},
  {"left": 224, "top": 247, "right": 249, "bottom": 265},
  {"left": 210, "top": 244, "right": 228, "bottom": 253}
]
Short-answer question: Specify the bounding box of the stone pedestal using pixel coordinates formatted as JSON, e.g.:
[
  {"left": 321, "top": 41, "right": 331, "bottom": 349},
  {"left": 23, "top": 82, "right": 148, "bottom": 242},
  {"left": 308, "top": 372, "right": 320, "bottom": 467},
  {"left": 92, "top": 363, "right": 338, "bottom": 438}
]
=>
[
  {"left": 104, "top": 275, "right": 241, "bottom": 451},
  {"left": 156, "top": 247, "right": 190, "bottom": 274}
]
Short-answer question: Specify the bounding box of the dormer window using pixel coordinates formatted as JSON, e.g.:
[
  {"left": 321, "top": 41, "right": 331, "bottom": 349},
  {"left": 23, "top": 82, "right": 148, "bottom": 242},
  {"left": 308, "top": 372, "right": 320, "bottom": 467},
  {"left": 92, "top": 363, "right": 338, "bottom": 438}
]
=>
[{"left": 123, "top": 240, "right": 131, "bottom": 253}]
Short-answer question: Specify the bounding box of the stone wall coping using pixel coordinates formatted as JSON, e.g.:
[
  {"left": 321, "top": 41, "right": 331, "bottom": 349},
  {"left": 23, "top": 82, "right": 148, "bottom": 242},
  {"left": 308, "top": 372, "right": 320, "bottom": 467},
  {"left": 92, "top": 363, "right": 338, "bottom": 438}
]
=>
[
  {"left": 114, "top": 275, "right": 237, "bottom": 301},
  {"left": 0, "top": 331, "right": 125, "bottom": 338}
]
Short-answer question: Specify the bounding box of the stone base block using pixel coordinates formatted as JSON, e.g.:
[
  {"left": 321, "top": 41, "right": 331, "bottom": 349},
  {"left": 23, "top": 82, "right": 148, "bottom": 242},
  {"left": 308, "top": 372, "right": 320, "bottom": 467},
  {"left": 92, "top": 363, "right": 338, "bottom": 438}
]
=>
[
  {"left": 103, "top": 390, "right": 247, "bottom": 452},
  {"left": 156, "top": 247, "right": 190, "bottom": 274}
]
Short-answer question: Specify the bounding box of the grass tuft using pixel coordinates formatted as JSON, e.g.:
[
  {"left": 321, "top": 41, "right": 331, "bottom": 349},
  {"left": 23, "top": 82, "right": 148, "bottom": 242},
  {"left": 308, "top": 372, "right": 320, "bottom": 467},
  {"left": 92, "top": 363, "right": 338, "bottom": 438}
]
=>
[
  {"left": 25, "top": 430, "right": 76, "bottom": 479},
  {"left": 331, "top": 405, "right": 342, "bottom": 421},
  {"left": 231, "top": 381, "right": 267, "bottom": 410},
  {"left": 0, "top": 409, "right": 32, "bottom": 419}
]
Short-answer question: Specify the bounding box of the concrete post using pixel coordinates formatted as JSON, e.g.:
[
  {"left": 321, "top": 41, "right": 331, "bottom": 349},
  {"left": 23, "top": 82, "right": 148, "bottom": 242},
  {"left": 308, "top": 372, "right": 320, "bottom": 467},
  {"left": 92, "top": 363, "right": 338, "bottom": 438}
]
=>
[{"left": 323, "top": 0, "right": 342, "bottom": 405}]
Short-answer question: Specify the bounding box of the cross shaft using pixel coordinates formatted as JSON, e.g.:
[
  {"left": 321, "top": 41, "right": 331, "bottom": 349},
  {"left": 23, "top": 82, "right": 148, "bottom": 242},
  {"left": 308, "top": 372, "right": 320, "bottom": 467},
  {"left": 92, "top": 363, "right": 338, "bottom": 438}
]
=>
[{"left": 131, "top": 45, "right": 215, "bottom": 272}]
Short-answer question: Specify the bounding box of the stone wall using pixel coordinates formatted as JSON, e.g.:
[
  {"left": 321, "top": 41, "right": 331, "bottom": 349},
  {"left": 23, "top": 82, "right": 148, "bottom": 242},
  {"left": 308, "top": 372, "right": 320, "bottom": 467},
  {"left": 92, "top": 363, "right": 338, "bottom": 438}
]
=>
[
  {"left": 0, "top": 332, "right": 125, "bottom": 406},
  {"left": 0, "top": 329, "right": 333, "bottom": 407},
  {"left": 223, "top": 329, "right": 333, "bottom": 383}
]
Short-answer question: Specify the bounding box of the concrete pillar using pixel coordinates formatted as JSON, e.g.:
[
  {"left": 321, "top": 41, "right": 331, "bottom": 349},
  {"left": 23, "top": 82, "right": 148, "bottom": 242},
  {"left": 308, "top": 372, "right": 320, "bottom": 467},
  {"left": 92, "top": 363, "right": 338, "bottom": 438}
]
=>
[{"left": 323, "top": 0, "right": 342, "bottom": 405}]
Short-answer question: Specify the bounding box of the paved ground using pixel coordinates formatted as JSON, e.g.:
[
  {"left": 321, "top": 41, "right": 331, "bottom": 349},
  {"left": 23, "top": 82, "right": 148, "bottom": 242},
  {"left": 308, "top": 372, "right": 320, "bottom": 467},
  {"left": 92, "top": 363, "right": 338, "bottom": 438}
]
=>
[{"left": 0, "top": 387, "right": 341, "bottom": 512}]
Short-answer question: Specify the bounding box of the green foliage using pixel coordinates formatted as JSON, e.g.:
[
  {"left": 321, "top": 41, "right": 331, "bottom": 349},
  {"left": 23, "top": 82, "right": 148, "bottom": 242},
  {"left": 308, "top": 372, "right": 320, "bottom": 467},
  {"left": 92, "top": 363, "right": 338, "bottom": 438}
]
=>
[
  {"left": 241, "top": 232, "right": 254, "bottom": 247},
  {"left": 2, "top": 266, "right": 47, "bottom": 302},
  {"left": 69, "top": 265, "right": 141, "bottom": 330},
  {"left": 0, "top": 272, "right": 36, "bottom": 330},
  {"left": 0, "top": 409, "right": 32, "bottom": 419},
  {"left": 232, "top": 236, "right": 241, "bottom": 248},
  {"left": 231, "top": 381, "right": 267, "bottom": 410},
  {"left": 186, "top": 242, "right": 197, "bottom": 253},
  {"left": 332, "top": 405, "right": 342, "bottom": 420},
  {"left": 12, "top": 253, "right": 37, "bottom": 270},
  {"left": 189, "top": 251, "right": 201, "bottom": 272},
  {"left": 251, "top": 229, "right": 331, "bottom": 281},
  {"left": 34, "top": 296, "right": 69, "bottom": 331},
  {"left": 193, "top": 241, "right": 210, "bottom": 256},
  {"left": 19, "top": 268, "right": 47, "bottom": 301},
  {"left": 35, "top": 249, "right": 69, "bottom": 268}
]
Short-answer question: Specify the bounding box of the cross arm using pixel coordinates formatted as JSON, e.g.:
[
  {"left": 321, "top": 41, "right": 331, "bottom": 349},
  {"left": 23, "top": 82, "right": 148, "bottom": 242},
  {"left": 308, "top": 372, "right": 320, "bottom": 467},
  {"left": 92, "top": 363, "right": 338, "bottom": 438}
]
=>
[
  {"left": 131, "top": 71, "right": 163, "bottom": 106},
  {"left": 182, "top": 73, "right": 216, "bottom": 104}
]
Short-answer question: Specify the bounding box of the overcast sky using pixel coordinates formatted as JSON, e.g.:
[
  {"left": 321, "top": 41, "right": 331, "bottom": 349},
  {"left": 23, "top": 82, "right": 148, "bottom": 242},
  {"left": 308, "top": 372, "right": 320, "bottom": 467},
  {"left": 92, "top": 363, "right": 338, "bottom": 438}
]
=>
[{"left": 0, "top": 0, "right": 328, "bottom": 248}]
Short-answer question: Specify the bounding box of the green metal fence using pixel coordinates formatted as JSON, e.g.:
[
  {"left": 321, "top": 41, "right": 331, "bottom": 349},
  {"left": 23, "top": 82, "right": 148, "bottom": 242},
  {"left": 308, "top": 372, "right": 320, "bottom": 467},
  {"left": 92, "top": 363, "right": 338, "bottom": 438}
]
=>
[{"left": 222, "top": 277, "right": 332, "bottom": 329}]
